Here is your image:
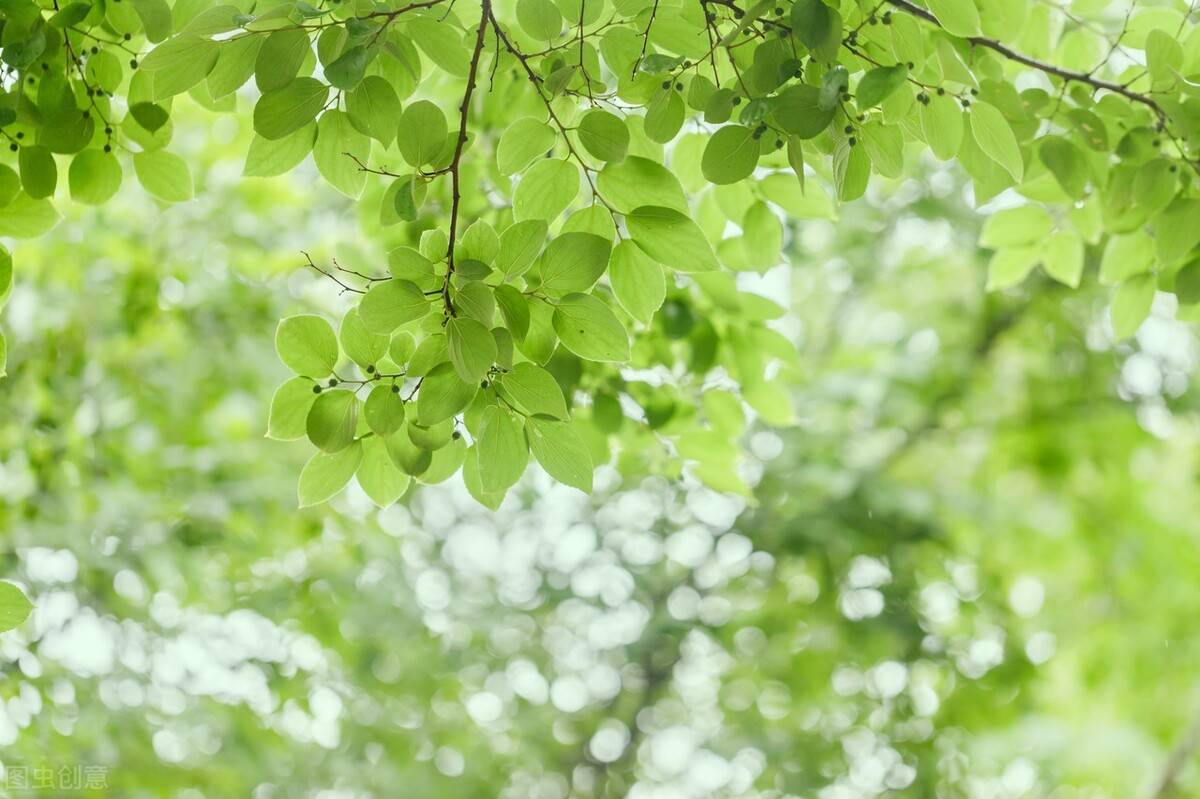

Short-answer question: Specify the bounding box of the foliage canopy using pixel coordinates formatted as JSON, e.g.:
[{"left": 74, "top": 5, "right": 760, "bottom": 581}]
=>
[{"left": 2, "top": 0, "right": 1199, "bottom": 507}]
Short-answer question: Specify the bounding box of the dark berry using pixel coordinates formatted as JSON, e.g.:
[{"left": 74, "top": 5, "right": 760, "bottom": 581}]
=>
[
  {"left": 103, "top": 144, "right": 111, "bottom": 152},
  {"left": 848, "top": 136, "right": 857, "bottom": 146},
  {"left": 312, "top": 386, "right": 322, "bottom": 394},
  {"left": 130, "top": 59, "right": 138, "bottom": 68},
  {"left": 480, "top": 380, "right": 489, "bottom": 388},
  {"left": 662, "top": 80, "right": 671, "bottom": 89},
  {"left": 675, "top": 82, "right": 683, "bottom": 90},
  {"left": 124, "top": 33, "right": 132, "bottom": 41},
  {"left": 15, "top": 132, "right": 22, "bottom": 139},
  {"left": 936, "top": 87, "right": 945, "bottom": 96},
  {"left": 732, "top": 96, "right": 741, "bottom": 105},
  {"left": 452, "top": 431, "right": 462, "bottom": 440},
  {"left": 391, "top": 384, "right": 400, "bottom": 394},
  {"left": 327, "top": 378, "right": 338, "bottom": 387},
  {"left": 7, "top": 144, "right": 16, "bottom": 152},
  {"left": 366, "top": 365, "right": 375, "bottom": 374}
]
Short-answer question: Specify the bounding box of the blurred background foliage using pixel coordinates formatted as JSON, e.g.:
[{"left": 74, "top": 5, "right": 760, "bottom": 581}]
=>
[{"left": 2, "top": 102, "right": 1200, "bottom": 799}]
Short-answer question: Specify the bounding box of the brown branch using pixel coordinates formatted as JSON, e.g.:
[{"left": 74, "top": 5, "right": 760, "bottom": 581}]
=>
[
  {"left": 442, "top": 0, "right": 493, "bottom": 318},
  {"left": 302, "top": 252, "right": 365, "bottom": 295},
  {"left": 883, "top": 0, "right": 1162, "bottom": 115}
]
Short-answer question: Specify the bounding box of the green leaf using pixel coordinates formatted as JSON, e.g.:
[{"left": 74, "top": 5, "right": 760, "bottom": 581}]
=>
[
  {"left": 267, "top": 377, "right": 320, "bottom": 440},
  {"left": 208, "top": 34, "right": 263, "bottom": 99},
  {"left": 398, "top": 101, "right": 448, "bottom": 167},
  {"left": 536, "top": 233, "right": 611, "bottom": 296},
  {"left": 516, "top": 0, "right": 563, "bottom": 40},
  {"left": 385, "top": 425, "right": 433, "bottom": 476},
  {"left": 986, "top": 246, "right": 1039, "bottom": 291},
  {"left": 0, "top": 193, "right": 60, "bottom": 239},
  {"left": 920, "top": 94, "right": 964, "bottom": 160},
  {"left": 314, "top": 110, "right": 369, "bottom": 198},
  {"left": 772, "top": 84, "right": 835, "bottom": 139},
  {"left": 364, "top": 385, "right": 406, "bottom": 437},
  {"left": 18, "top": 146, "right": 57, "bottom": 200},
  {"left": 140, "top": 36, "right": 220, "bottom": 100},
  {"left": 1132, "top": 159, "right": 1176, "bottom": 216},
  {"left": 927, "top": 0, "right": 981, "bottom": 37},
  {"left": 513, "top": 158, "right": 579, "bottom": 222},
  {"left": 133, "top": 151, "right": 194, "bottom": 202},
  {"left": 253, "top": 78, "right": 329, "bottom": 140},
  {"left": 1111, "top": 273, "right": 1156, "bottom": 340},
  {"left": 255, "top": 28, "right": 310, "bottom": 92},
  {"left": 702, "top": 125, "right": 761, "bottom": 185},
  {"left": 526, "top": 416, "right": 593, "bottom": 493},
  {"left": 833, "top": 138, "right": 870, "bottom": 202},
  {"left": 0, "top": 245, "right": 11, "bottom": 308},
  {"left": 497, "top": 219, "right": 548, "bottom": 278},
  {"left": 130, "top": 0, "right": 173, "bottom": 43},
  {"left": 552, "top": 293, "right": 630, "bottom": 362},
  {"left": 0, "top": 331, "right": 6, "bottom": 379},
  {"left": 741, "top": 202, "right": 784, "bottom": 272},
  {"left": 980, "top": 206, "right": 1054, "bottom": 248},
  {"left": 68, "top": 150, "right": 122, "bottom": 205},
  {"left": 447, "top": 316, "right": 497, "bottom": 383},
  {"left": 339, "top": 309, "right": 389, "bottom": 369},
  {"left": 609, "top": 240, "right": 666, "bottom": 324},
  {"left": 417, "top": 362, "right": 479, "bottom": 425},
  {"left": 326, "top": 45, "right": 368, "bottom": 90},
  {"left": 356, "top": 435, "right": 410, "bottom": 506},
  {"left": 130, "top": 102, "right": 170, "bottom": 133},
  {"left": 407, "top": 16, "right": 470, "bottom": 77},
  {"left": 626, "top": 206, "right": 719, "bottom": 272},
  {"left": 644, "top": 89, "right": 685, "bottom": 143},
  {"left": 0, "top": 166, "right": 19, "bottom": 207},
  {"left": 0, "top": 583, "right": 32, "bottom": 633},
  {"left": 276, "top": 314, "right": 339, "bottom": 377},
  {"left": 856, "top": 65, "right": 907, "bottom": 108},
  {"left": 498, "top": 117, "right": 557, "bottom": 176},
  {"left": 791, "top": 0, "right": 833, "bottom": 50},
  {"left": 452, "top": 280, "right": 496, "bottom": 324},
  {"left": 1039, "top": 136, "right": 1089, "bottom": 199},
  {"left": 577, "top": 110, "right": 629, "bottom": 162},
  {"left": 244, "top": 124, "right": 316, "bottom": 177},
  {"left": 358, "top": 280, "right": 432, "bottom": 333},
  {"left": 1100, "top": 231, "right": 1154, "bottom": 285},
  {"left": 298, "top": 441, "right": 363, "bottom": 507},
  {"left": 818, "top": 66, "right": 849, "bottom": 112},
  {"left": 495, "top": 284, "right": 531, "bottom": 340},
  {"left": 969, "top": 102, "right": 1023, "bottom": 182},
  {"left": 596, "top": 157, "right": 689, "bottom": 213},
  {"left": 346, "top": 76, "right": 402, "bottom": 145},
  {"left": 1156, "top": 199, "right": 1200, "bottom": 266},
  {"left": 476, "top": 406, "right": 529, "bottom": 493},
  {"left": 49, "top": 3, "right": 93, "bottom": 28},
  {"left": 1042, "top": 230, "right": 1085, "bottom": 288},
  {"left": 495, "top": 362, "right": 568, "bottom": 419},
  {"left": 306, "top": 390, "right": 359, "bottom": 452}
]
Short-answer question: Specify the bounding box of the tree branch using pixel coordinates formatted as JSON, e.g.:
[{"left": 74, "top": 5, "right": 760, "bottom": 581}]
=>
[
  {"left": 442, "top": 0, "right": 493, "bottom": 318},
  {"left": 883, "top": 0, "right": 1163, "bottom": 116}
]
